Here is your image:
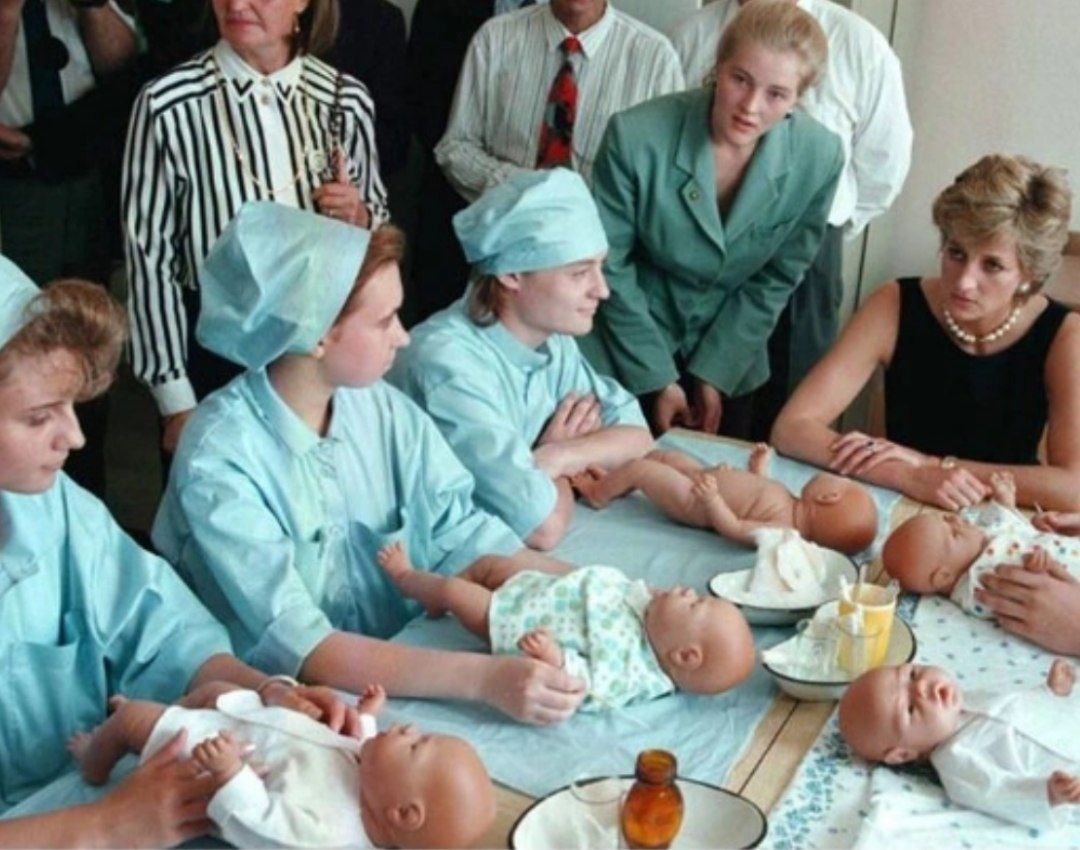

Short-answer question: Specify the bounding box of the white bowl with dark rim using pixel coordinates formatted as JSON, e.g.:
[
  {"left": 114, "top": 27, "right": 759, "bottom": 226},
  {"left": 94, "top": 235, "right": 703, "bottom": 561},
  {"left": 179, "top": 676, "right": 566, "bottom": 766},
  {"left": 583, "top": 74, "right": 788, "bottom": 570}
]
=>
[
  {"left": 508, "top": 775, "right": 767, "bottom": 850},
  {"left": 708, "top": 551, "right": 859, "bottom": 626},
  {"left": 762, "top": 616, "right": 918, "bottom": 702}
]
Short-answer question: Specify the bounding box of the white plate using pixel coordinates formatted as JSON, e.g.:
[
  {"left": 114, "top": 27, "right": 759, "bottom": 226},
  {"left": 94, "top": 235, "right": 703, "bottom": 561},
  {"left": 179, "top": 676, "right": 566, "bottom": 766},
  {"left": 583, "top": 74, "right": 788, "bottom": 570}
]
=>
[
  {"left": 708, "top": 551, "right": 858, "bottom": 626},
  {"left": 509, "top": 775, "right": 767, "bottom": 849},
  {"left": 762, "top": 616, "right": 918, "bottom": 702}
]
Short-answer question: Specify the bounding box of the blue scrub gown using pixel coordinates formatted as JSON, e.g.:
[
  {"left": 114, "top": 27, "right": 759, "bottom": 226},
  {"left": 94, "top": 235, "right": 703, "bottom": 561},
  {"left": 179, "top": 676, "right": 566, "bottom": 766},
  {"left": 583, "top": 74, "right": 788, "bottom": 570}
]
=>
[
  {"left": 0, "top": 475, "right": 231, "bottom": 811},
  {"left": 390, "top": 298, "right": 648, "bottom": 538},
  {"left": 153, "top": 370, "right": 522, "bottom": 676}
]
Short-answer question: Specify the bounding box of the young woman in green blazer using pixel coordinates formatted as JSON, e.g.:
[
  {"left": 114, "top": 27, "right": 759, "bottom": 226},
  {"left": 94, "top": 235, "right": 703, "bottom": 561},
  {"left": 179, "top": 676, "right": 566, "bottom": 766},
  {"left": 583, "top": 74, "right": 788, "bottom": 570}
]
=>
[{"left": 582, "top": 0, "right": 843, "bottom": 439}]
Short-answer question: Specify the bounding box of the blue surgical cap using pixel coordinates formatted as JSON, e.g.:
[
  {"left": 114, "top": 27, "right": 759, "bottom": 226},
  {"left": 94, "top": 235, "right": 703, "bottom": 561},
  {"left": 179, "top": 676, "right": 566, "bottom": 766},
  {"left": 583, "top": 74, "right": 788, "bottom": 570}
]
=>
[
  {"left": 454, "top": 168, "right": 608, "bottom": 275},
  {"left": 197, "top": 202, "right": 372, "bottom": 370},
  {"left": 0, "top": 256, "right": 40, "bottom": 351}
]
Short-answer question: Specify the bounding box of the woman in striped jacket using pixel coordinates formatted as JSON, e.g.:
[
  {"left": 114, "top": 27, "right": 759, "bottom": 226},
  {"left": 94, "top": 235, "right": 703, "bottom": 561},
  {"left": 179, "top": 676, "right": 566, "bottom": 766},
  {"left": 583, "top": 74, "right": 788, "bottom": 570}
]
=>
[{"left": 122, "top": 0, "right": 388, "bottom": 454}]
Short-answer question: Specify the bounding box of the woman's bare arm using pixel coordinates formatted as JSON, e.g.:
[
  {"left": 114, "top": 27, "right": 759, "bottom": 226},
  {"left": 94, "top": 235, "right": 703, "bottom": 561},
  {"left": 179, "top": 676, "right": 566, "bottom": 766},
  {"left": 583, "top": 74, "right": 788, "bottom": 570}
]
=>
[{"left": 771, "top": 282, "right": 899, "bottom": 471}]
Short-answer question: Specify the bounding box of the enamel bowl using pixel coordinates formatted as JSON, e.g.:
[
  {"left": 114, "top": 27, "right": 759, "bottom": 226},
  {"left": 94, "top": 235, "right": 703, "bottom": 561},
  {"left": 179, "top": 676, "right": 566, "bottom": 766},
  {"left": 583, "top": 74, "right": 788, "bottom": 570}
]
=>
[{"left": 708, "top": 550, "right": 859, "bottom": 626}]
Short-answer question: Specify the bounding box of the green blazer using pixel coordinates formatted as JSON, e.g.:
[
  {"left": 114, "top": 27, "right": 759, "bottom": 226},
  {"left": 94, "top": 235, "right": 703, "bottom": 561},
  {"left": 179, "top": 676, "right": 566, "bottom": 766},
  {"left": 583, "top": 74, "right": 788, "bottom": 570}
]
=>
[{"left": 581, "top": 87, "right": 843, "bottom": 397}]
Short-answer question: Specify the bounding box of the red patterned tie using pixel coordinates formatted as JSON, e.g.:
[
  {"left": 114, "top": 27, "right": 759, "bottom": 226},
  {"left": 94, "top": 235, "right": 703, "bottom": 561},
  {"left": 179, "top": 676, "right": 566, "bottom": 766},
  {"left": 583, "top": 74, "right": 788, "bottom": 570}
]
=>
[{"left": 536, "top": 36, "right": 582, "bottom": 169}]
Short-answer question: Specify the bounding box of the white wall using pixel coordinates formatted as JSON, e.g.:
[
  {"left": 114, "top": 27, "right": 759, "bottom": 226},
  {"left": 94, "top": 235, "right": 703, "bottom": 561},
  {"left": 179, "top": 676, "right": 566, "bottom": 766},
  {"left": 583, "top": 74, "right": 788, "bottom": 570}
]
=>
[{"left": 860, "top": 0, "right": 1080, "bottom": 293}]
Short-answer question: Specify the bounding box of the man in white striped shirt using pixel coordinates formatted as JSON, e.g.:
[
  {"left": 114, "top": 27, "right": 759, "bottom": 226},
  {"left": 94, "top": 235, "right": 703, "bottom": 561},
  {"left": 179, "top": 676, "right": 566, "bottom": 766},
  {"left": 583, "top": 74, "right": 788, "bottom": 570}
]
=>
[{"left": 435, "top": 0, "right": 684, "bottom": 201}]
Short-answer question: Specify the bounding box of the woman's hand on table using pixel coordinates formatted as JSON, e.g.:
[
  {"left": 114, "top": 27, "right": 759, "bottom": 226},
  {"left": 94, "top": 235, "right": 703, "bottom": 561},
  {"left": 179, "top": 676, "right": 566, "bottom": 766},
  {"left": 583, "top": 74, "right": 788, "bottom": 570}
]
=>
[
  {"left": 975, "top": 550, "right": 1080, "bottom": 656},
  {"left": 829, "top": 430, "right": 987, "bottom": 509},
  {"left": 899, "top": 463, "right": 988, "bottom": 510},
  {"left": 829, "top": 430, "right": 927, "bottom": 476},
  {"left": 92, "top": 730, "right": 221, "bottom": 848},
  {"left": 1033, "top": 510, "right": 1080, "bottom": 536},
  {"left": 313, "top": 152, "right": 370, "bottom": 227},
  {"left": 480, "top": 655, "right": 586, "bottom": 724}
]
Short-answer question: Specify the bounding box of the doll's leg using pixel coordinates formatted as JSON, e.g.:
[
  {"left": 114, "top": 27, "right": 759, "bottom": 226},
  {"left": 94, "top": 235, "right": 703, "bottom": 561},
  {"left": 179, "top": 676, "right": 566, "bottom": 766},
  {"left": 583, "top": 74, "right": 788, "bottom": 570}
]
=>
[
  {"left": 644, "top": 448, "right": 708, "bottom": 477},
  {"left": 1048, "top": 658, "right": 1076, "bottom": 696},
  {"left": 747, "top": 443, "right": 774, "bottom": 476},
  {"left": 572, "top": 457, "right": 708, "bottom": 526},
  {"left": 68, "top": 697, "right": 167, "bottom": 785},
  {"left": 378, "top": 542, "right": 493, "bottom": 639}
]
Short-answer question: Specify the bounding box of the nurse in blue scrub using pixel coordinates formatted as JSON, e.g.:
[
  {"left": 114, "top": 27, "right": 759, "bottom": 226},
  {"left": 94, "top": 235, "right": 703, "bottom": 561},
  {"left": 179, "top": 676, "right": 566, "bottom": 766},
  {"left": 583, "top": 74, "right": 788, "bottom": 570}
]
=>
[
  {"left": 0, "top": 259, "right": 356, "bottom": 846},
  {"left": 391, "top": 169, "right": 654, "bottom": 550},
  {"left": 153, "top": 202, "right": 586, "bottom": 725}
]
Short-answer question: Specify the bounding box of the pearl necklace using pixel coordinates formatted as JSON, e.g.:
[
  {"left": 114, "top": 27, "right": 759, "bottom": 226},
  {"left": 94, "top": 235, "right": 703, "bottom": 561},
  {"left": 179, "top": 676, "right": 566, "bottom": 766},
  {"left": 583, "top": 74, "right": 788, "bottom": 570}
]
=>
[{"left": 942, "top": 304, "right": 1022, "bottom": 345}]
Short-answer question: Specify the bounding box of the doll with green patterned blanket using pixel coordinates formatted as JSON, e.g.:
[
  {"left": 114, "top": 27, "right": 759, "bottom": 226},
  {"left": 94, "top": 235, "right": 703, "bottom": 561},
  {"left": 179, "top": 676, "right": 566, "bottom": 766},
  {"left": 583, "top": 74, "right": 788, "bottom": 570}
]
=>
[{"left": 378, "top": 544, "right": 755, "bottom": 713}]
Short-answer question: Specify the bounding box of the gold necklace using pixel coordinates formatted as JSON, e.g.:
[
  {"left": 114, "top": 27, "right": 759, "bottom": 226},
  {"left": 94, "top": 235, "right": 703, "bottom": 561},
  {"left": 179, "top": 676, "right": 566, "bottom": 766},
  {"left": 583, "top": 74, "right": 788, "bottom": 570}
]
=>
[{"left": 210, "top": 54, "right": 325, "bottom": 198}]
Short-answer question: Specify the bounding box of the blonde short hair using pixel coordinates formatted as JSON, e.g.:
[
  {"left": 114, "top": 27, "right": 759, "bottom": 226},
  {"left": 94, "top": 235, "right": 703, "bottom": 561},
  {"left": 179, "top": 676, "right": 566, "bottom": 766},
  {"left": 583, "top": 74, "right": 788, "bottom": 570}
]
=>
[
  {"left": 932, "top": 154, "right": 1072, "bottom": 289},
  {"left": 715, "top": 0, "right": 828, "bottom": 95},
  {"left": 0, "top": 280, "right": 126, "bottom": 401}
]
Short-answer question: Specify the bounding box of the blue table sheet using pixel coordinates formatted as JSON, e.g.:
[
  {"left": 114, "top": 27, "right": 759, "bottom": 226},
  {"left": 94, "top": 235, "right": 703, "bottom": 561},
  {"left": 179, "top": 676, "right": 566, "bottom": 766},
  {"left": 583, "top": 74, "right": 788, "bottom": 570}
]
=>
[
  {"left": 380, "top": 433, "right": 903, "bottom": 797},
  {"left": 3, "top": 434, "right": 903, "bottom": 815}
]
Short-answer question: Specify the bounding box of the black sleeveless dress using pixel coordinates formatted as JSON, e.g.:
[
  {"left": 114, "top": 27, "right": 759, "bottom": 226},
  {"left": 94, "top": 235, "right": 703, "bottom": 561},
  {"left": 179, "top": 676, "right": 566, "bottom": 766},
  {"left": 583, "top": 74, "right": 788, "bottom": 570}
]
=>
[{"left": 884, "top": 277, "right": 1069, "bottom": 465}]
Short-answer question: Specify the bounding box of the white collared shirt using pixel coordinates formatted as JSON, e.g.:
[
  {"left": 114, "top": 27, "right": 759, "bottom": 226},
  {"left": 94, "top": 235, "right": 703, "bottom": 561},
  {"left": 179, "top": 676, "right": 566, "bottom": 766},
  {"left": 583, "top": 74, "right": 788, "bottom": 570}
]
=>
[
  {"left": 668, "top": 0, "right": 912, "bottom": 237},
  {"left": 0, "top": 0, "right": 135, "bottom": 128},
  {"left": 435, "top": 3, "right": 684, "bottom": 199}
]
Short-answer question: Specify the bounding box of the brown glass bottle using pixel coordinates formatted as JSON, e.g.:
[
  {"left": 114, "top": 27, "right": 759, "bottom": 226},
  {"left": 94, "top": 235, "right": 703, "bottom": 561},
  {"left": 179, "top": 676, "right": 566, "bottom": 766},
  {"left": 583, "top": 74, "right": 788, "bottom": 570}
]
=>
[{"left": 620, "top": 749, "right": 684, "bottom": 849}]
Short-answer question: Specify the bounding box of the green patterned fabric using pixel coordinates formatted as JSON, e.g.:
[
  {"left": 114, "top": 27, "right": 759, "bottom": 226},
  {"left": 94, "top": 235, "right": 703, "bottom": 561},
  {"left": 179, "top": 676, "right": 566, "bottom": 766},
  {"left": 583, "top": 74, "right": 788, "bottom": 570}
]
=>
[{"left": 488, "top": 566, "right": 674, "bottom": 711}]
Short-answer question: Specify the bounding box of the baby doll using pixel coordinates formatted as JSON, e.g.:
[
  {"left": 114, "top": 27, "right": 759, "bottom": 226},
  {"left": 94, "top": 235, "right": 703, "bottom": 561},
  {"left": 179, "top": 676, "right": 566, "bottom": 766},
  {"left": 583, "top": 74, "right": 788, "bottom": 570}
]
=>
[
  {"left": 838, "top": 660, "right": 1080, "bottom": 831},
  {"left": 378, "top": 544, "right": 756, "bottom": 712},
  {"left": 571, "top": 444, "right": 878, "bottom": 555},
  {"left": 883, "top": 471, "right": 1080, "bottom": 616},
  {"left": 67, "top": 680, "right": 495, "bottom": 849}
]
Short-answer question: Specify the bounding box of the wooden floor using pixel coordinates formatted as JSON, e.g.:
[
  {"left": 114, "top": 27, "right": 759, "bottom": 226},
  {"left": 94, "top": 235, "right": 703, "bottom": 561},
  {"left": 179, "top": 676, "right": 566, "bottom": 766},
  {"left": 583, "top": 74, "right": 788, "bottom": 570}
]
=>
[{"left": 479, "top": 438, "right": 933, "bottom": 848}]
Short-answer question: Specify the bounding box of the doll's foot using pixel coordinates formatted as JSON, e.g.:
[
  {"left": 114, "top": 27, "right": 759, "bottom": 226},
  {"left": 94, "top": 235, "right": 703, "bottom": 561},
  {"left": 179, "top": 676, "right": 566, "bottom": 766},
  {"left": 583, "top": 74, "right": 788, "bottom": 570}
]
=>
[
  {"left": 517, "top": 628, "right": 563, "bottom": 668},
  {"left": 748, "top": 443, "right": 773, "bottom": 476},
  {"left": 570, "top": 466, "right": 611, "bottom": 509},
  {"left": 357, "top": 684, "right": 387, "bottom": 716},
  {"left": 1048, "top": 658, "right": 1076, "bottom": 696},
  {"left": 377, "top": 541, "right": 413, "bottom": 584}
]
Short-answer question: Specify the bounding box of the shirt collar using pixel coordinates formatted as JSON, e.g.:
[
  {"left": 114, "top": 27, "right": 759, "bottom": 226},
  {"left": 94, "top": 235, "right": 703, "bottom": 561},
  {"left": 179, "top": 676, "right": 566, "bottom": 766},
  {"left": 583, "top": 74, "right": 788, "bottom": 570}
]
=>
[
  {"left": 480, "top": 320, "right": 553, "bottom": 374},
  {"left": 213, "top": 40, "right": 304, "bottom": 102},
  {"left": 0, "top": 495, "right": 43, "bottom": 600},
  {"left": 244, "top": 368, "right": 339, "bottom": 458},
  {"left": 542, "top": 2, "right": 613, "bottom": 59}
]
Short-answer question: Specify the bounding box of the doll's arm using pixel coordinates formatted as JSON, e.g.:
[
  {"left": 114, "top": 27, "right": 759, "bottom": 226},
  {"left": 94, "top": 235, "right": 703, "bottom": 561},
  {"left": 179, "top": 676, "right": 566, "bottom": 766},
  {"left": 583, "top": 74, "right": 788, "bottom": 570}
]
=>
[
  {"left": 933, "top": 742, "right": 1069, "bottom": 831},
  {"left": 690, "top": 474, "right": 771, "bottom": 547},
  {"left": 208, "top": 764, "right": 354, "bottom": 848}
]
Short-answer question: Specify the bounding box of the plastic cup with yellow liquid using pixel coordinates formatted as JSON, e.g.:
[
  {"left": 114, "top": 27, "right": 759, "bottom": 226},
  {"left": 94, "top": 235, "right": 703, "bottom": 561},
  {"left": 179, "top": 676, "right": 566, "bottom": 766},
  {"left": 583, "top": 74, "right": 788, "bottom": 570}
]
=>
[{"left": 836, "top": 581, "right": 898, "bottom": 674}]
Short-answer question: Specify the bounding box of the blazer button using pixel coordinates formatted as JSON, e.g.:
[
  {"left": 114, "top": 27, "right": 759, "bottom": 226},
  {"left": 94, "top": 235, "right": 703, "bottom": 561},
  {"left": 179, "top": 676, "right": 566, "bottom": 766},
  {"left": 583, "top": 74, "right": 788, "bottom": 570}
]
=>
[{"left": 688, "top": 188, "right": 701, "bottom": 201}]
